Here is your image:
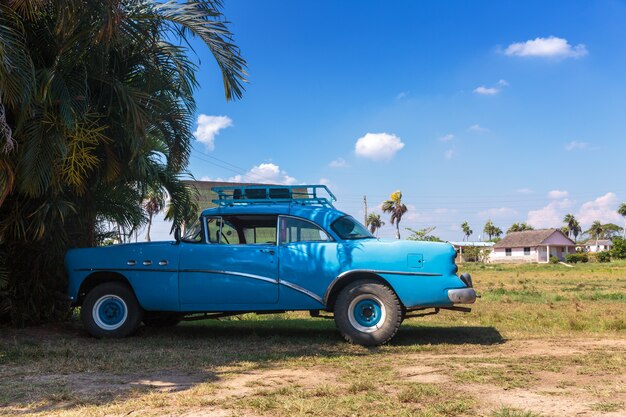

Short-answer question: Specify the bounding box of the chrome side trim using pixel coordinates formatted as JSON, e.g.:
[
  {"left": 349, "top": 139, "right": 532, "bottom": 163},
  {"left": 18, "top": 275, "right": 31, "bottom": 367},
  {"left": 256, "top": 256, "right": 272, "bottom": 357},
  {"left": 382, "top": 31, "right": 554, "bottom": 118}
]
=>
[
  {"left": 181, "top": 269, "right": 279, "bottom": 285},
  {"left": 279, "top": 279, "right": 324, "bottom": 304},
  {"left": 323, "top": 269, "right": 442, "bottom": 304},
  {"left": 75, "top": 268, "right": 177, "bottom": 273},
  {"left": 336, "top": 269, "right": 442, "bottom": 278}
]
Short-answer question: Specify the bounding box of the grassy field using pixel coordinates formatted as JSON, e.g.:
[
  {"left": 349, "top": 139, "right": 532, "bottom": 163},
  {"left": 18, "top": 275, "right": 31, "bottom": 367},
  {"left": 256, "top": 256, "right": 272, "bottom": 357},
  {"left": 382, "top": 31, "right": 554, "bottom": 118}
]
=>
[{"left": 1, "top": 262, "right": 624, "bottom": 417}]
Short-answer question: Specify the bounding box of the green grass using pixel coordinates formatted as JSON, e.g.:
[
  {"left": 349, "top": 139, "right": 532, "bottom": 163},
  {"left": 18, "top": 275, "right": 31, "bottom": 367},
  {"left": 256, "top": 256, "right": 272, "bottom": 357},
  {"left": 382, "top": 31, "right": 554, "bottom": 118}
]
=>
[{"left": 0, "top": 262, "right": 625, "bottom": 416}]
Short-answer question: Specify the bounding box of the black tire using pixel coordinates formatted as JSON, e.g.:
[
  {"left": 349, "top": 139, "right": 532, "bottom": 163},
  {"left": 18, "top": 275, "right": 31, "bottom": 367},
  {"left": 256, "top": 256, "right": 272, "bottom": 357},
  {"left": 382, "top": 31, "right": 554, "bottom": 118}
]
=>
[
  {"left": 334, "top": 279, "right": 402, "bottom": 346},
  {"left": 143, "top": 312, "right": 181, "bottom": 327},
  {"left": 81, "top": 281, "right": 143, "bottom": 338}
]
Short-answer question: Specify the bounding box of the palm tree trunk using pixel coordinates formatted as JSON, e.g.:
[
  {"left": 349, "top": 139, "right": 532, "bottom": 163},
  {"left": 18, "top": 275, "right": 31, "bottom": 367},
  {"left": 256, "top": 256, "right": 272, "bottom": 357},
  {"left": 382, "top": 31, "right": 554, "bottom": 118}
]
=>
[
  {"left": 146, "top": 214, "right": 153, "bottom": 242},
  {"left": 395, "top": 222, "right": 400, "bottom": 240}
]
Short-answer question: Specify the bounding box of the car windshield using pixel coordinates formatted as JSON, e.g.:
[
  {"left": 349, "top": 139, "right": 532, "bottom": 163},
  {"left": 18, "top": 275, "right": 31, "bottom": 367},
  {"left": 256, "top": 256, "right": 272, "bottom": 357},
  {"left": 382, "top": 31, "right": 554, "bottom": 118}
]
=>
[{"left": 331, "top": 216, "right": 374, "bottom": 240}]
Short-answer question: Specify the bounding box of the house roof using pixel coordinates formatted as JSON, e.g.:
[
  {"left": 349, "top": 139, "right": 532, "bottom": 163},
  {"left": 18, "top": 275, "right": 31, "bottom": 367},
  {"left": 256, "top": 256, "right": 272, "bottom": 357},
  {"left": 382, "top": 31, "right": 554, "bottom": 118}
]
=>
[
  {"left": 448, "top": 241, "right": 495, "bottom": 247},
  {"left": 493, "top": 229, "right": 575, "bottom": 248},
  {"left": 585, "top": 239, "right": 613, "bottom": 246}
]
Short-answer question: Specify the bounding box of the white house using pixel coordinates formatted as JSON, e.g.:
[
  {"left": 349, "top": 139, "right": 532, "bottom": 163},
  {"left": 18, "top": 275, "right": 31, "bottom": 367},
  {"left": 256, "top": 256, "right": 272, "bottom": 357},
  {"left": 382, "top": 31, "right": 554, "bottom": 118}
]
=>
[
  {"left": 583, "top": 239, "right": 613, "bottom": 253},
  {"left": 490, "top": 229, "right": 576, "bottom": 263}
]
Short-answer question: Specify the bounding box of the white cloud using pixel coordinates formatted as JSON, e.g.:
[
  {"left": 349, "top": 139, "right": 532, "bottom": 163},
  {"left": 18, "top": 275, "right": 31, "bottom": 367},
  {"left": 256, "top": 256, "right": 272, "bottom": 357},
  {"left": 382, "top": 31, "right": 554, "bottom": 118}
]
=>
[
  {"left": 548, "top": 190, "right": 569, "bottom": 199},
  {"left": 354, "top": 133, "right": 405, "bottom": 161},
  {"left": 473, "top": 80, "right": 509, "bottom": 96},
  {"left": 468, "top": 124, "right": 489, "bottom": 132},
  {"left": 517, "top": 188, "right": 534, "bottom": 194},
  {"left": 444, "top": 148, "right": 455, "bottom": 160},
  {"left": 576, "top": 192, "right": 622, "bottom": 227},
  {"left": 527, "top": 199, "right": 573, "bottom": 228},
  {"left": 203, "top": 163, "right": 296, "bottom": 185},
  {"left": 439, "top": 134, "right": 455, "bottom": 142},
  {"left": 473, "top": 86, "right": 500, "bottom": 96},
  {"left": 396, "top": 91, "right": 409, "bottom": 100},
  {"left": 478, "top": 207, "right": 518, "bottom": 218},
  {"left": 193, "top": 114, "right": 233, "bottom": 151},
  {"left": 329, "top": 157, "right": 349, "bottom": 168},
  {"left": 565, "top": 140, "right": 588, "bottom": 151},
  {"left": 504, "top": 36, "right": 588, "bottom": 58}
]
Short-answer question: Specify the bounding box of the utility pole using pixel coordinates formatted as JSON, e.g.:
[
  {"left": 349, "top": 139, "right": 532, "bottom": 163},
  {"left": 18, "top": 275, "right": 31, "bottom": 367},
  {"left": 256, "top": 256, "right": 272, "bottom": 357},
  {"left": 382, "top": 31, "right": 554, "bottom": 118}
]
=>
[{"left": 363, "top": 195, "right": 368, "bottom": 227}]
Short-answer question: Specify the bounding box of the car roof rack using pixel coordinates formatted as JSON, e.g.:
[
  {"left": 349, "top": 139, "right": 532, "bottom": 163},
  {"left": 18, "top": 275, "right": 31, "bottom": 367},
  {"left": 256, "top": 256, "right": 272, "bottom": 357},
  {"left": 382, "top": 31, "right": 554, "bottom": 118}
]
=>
[{"left": 212, "top": 184, "right": 337, "bottom": 207}]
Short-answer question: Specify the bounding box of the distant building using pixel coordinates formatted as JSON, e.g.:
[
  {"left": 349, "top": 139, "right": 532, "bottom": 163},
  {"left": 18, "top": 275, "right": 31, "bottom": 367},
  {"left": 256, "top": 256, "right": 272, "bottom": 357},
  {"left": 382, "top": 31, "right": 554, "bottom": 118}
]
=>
[
  {"left": 490, "top": 229, "right": 576, "bottom": 263},
  {"left": 448, "top": 241, "right": 495, "bottom": 263},
  {"left": 582, "top": 239, "right": 613, "bottom": 253}
]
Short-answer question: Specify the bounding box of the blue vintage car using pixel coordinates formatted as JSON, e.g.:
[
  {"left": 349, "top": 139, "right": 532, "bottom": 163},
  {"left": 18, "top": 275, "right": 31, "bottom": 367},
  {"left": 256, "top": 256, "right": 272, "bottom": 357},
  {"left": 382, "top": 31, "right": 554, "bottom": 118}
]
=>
[{"left": 65, "top": 185, "right": 476, "bottom": 346}]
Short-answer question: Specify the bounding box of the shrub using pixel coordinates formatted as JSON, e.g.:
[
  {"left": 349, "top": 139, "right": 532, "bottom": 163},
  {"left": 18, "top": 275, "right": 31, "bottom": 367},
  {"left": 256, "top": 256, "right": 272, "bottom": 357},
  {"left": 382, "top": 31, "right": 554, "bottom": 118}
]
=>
[
  {"left": 596, "top": 251, "right": 611, "bottom": 263},
  {"left": 611, "top": 237, "right": 626, "bottom": 260},
  {"left": 550, "top": 256, "right": 559, "bottom": 264},
  {"left": 566, "top": 253, "right": 589, "bottom": 263}
]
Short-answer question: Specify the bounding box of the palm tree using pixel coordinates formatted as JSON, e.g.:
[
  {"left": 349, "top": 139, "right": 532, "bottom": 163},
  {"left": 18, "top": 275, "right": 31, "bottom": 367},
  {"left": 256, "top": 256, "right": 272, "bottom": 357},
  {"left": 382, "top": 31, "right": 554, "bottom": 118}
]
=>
[
  {"left": 366, "top": 213, "right": 385, "bottom": 236},
  {"left": 0, "top": 0, "right": 245, "bottom": 325},
  {"left": 508, "top": 222, "right": 534, "bottom": 233},
  {"left": 483, "top": 220, "right": 495, "bottom": 240},
  {"left": 563, "top": 214, "right": 578, "bottom": 240},
  {"left": 587, "top": 221, "right": 604, "bottom": 247},
  {"left": 144, "top": 189, "right": 166, "bottom": 242},
  {"left": 461, "top": 221, "right": 472, "bottom": 241},
  {"left": 570, "top": 219, "right": 581, "bottom": 242},
  {"left": 382, "top": 191, "right": 408, "bottom": 239},
  {"left": 618, "top": 203, "right": 626, "bottom": 238}
]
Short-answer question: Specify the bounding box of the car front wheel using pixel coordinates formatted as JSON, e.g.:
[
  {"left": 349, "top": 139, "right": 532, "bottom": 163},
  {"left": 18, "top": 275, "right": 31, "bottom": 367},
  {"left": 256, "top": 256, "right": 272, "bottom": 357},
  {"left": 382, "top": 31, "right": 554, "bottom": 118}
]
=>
[
  {"left": 334, "top": 279, "right": 402, "bottom": 346},
  {"left": 82, "top": 282, "right": 143, "bottom": 338}
]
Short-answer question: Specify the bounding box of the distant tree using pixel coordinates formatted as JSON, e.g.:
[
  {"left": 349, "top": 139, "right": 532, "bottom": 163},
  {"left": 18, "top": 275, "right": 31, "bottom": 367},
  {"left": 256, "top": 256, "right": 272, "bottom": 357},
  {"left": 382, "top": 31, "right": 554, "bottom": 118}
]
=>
[
  {"left": 586, "top": 221, "right": 604, "bottom": 246},
  {"left": 144, "top": 188, "right": 166, "bottom": 242},
  {"left": 570, "top": 219, "right": 582, "bottom": 243},
  {"left": 461, "top": 221, "right": 473, "bottom": 241},
  {"left": 563, "top": 214, "right": 580, "bottom": 241},
  {"left": 366, "top": 213, "right": 385, "bottom": 236},
  {"left": 618, "top": 203, "right": 626, "bottom": 238},
  {"left": 382, "top": 191, "right": 408, "bottom": 239},
  {"left": 560, "top": 226, "right": 570, "bottom": 236},
  {"left": 508, "top": 222, "right": 534, "bottom": 233},
  {"left": 406, "top": 227, "right": 442, "bottom": 242},
  {"left": 483, "top": 220, "right": 503, "bottom": 241},
  {"left": 611, "top": 236, "right": 626, "bottom": 259},
  {"left": 601, "top": 223, "right": 623, "bottom": 238}
]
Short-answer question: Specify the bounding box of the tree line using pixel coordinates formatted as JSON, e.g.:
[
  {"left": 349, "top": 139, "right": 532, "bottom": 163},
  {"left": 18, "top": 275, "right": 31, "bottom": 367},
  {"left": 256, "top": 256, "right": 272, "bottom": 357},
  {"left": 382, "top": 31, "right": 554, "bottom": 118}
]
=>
[
  {"left": 366, "top": 191, "right": 626, "bottom": 244},
  {"left": 0, "top": 0, "right": 247, "bottom": 325}
]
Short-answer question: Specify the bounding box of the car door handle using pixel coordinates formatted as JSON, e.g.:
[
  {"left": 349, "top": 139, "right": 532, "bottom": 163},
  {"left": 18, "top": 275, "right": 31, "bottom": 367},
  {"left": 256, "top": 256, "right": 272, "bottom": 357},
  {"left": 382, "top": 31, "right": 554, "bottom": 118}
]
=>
[
  {"left": 143, "top": 260, "right": 152, "bottom": 266},
  {"left": 127, "top": 260, "right": 136, "bottom": 266},
  {"left": 259, "top": 249, "right": 275, "bottom": 255},
  {"left": 158, "top": 260, "right": 168, "bottom": 266}
]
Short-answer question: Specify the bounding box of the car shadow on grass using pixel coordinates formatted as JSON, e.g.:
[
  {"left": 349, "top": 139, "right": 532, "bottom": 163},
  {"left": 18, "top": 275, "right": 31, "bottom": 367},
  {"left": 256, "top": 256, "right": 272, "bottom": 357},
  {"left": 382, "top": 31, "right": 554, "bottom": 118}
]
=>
[
  {"left": 143, "top": 318, "right": 505, "bottom": 347},
  {"left": 0, "top": 320, "right": 504, "bottom": 414}
]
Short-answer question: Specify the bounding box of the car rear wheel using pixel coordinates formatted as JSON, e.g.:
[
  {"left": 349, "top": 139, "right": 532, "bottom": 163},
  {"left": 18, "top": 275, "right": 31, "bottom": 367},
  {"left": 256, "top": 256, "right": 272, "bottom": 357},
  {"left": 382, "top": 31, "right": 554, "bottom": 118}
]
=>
[
  {"left": 82, "top": 282, "right": 143, "bottom": 338},
  {"left": 334, "top": 279, "right": 402, "bottom": 346}
]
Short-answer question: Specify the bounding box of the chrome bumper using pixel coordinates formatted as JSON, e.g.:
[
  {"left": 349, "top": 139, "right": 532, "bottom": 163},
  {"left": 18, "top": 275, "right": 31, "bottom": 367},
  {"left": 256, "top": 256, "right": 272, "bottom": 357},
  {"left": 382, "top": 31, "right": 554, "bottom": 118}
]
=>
[{"left": 447, "top": 288, "right": 477, "bottom": 304}]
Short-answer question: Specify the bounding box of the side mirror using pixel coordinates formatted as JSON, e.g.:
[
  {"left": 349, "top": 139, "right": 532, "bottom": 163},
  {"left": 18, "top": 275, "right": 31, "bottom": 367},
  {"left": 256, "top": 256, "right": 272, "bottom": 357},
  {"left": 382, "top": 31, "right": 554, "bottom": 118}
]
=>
[{"left": 174, "top": 226, "right": 181, "bottom": 244}]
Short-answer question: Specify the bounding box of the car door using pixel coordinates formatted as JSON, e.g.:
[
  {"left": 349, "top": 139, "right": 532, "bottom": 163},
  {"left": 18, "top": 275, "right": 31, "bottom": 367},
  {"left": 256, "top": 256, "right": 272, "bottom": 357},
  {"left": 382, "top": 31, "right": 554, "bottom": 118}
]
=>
[
  {"left": 277, "top": 216, "right": 340, "bottom": 308},
  {"left": 178, "top": 215, "right": 279, "bottom": 311}
]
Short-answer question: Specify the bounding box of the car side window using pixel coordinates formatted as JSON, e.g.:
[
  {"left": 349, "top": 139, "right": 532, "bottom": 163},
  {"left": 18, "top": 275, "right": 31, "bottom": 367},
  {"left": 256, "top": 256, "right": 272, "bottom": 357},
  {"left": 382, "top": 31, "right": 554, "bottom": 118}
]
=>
[
  {"left": 219, "top": 215, "right": 277, "bottom": 245},
  {"left": 205, "top": 217, "right": 220, "bottom": 244},
  {"left": 279, "top": 217, "right": 330, "bottom": 244}
]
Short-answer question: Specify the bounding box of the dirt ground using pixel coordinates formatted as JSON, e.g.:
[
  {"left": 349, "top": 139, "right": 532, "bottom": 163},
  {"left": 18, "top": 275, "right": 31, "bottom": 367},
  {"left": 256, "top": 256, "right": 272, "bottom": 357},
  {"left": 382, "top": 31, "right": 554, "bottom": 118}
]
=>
[{"left": 1, "top": 325, "right": 624, "bottom": 417}]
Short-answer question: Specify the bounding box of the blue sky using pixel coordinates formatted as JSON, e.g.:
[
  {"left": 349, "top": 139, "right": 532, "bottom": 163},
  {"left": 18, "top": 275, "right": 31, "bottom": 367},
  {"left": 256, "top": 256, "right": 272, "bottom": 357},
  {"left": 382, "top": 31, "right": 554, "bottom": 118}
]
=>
[{"left": 155, "top": 0, "right": 626, "bottom": 241}]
